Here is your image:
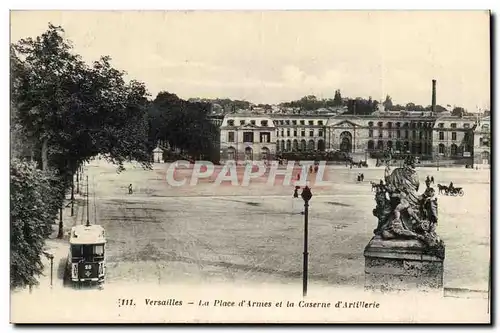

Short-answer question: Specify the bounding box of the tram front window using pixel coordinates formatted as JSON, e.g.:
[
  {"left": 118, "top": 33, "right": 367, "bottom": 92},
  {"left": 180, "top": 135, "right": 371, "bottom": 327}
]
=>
[
  {"left": 71, "top": 244, "right": 105, "bottom": 260},
  {"left": 94, "top": 244, "right": 104, "bottom": 256}
]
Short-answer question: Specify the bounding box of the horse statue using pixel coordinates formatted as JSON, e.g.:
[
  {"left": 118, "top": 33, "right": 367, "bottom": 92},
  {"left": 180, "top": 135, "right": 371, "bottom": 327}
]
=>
[{"left": 372, "top": 156, "right": 444, "bottom": 257}]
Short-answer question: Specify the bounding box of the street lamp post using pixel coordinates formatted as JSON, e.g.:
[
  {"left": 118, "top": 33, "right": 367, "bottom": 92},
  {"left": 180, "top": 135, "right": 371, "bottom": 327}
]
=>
[{"left": 301, "top": 186, "right": 313, "bottom": 297}]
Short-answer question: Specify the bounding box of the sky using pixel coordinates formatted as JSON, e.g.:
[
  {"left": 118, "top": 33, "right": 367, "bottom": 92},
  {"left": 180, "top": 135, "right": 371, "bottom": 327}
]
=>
[{"left": 10, "top": 11, "right": 491, "bottom": 112}]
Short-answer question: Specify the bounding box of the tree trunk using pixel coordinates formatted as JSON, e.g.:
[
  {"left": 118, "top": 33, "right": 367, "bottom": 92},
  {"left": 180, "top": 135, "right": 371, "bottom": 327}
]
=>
[
  {"left": 71, "top": 176, "right": 74, "bottom": 217},
  {"left": 41, "top": 138, "right": 49, "bottom": 171},
  {"left": 57, "top": 207, "right": 63, "bottom": 239},
  {"left": 76, "top": 168, "right": 79, "bottom": 194}
]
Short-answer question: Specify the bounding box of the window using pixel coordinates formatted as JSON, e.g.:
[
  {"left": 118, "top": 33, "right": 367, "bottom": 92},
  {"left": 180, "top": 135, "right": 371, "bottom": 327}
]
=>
[
  {"left": 260, "top": 120, "right": 268, "bottom": 126},
  {"left": 438, "top": 123, "right": 444, "bottom": 128},
  {"left": 292, "top": 120, "right": 297, "bottom": 125},
  {"left": 250, "top": 120, "right": 256, "bottom": 125},
  {"left": 301, "top": 130, "right": 305, "bottom": 137},
  {"left": 387, "top": 122, "right": 393, "bottom": 129},
  {"left": 439, "top": 131, "right": 444, "bottom": 140},
  {"left": 300, "top": 120, "right": 305, "bottom": 125},
  {"left": 438, "top": 144, "right": 445, "bottom": 154},
  {"left": 378, "top": 131, "right": 383, "bottom": 138},
  {"left": 378, "top": 122, "right": 383, "bottom": 127},
  {"left": 451, "top": 132, "right": 457, "bottom": 141},
  {"left": 285, "top": 120, "right": 290, "bottom": 125},
  {"left": 482, "top": 124, "right": 490, "bottom": 131},
  {"left": 450, "top": 123, "right": 457, "bottom": 129},
  {"left": 260, "top": 132, "right": 271, "bottom": 143},
  {"left": 227, "top": 120, "right": 234, "bottom": 126},
  {"left": 419, "top": 131, "right": 423, "bottom": 139},
  {"left": 240, "top": 120, "right": 245, "bottom": 125},
  {"left": 286, "top": 130, "right": 290, "bottom": 136},
  {"left": 71, "top": 245, "right": 82, "bottom": 257},
  {"left": 396, "top": 130, "right": 401, "bottom": 138},
  {"left": 450, "top": 144, "right": 458, "bottom": 156},
  {"left": 368, "top": 122, "right": 374, "bottom": 127},
  {"left": 318, "top": 130, "right": 323, "bottom": 137},
  {"left": 309, "top": 130, "right": 314, "bottom": 137},
  {"left": 308, "top": 120, "right": 314, "bottom": 125},
  {"left": 318, "top": 120, "right": 324, "bottom": 126},
  {"left": 243, "top": 132, "right": 254, "bottom": 143},
  {"left": 279, "top": 120, "right": 284, "bottom": 125},
  {"left": 293, "top": 130, "right": 297, "bottom": 137},
  {"left": 464, "top": 123, "right": 470, "bottom": 129},
  {"left": 412, "top": 131, "right": 416, "bottom": 139},
  {"left": 405, "top": 130, "right": 409, "bottom": 139},
  {"left": 94, "top": 244, "right": 104, "bottom": 256},
  {"left": 368, "top": 129, "right": 373, "bottom": 138},
  {"left": 280, "top": 130, "right": 284, "bottom": 137},
  {"left": 396, "top": 122, "right": 401, "bottom": 128},
  {"left": 228, "top": 132, "right": 235, "bottom": 142}
]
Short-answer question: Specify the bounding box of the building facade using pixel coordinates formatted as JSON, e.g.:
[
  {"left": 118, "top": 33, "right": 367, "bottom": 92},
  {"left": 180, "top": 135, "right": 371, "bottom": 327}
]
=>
[
  {"left": 432, "top": 116, "right": 476, "bottom": 161},
  {"left": 218, "top": 111, "right": 488, "bottom": 165},
  {"left": 219, "top": 113, "right": 277, "bottom": 163},
  {"left": 473, "top": 116, "right": 491, "bottom": 166}
]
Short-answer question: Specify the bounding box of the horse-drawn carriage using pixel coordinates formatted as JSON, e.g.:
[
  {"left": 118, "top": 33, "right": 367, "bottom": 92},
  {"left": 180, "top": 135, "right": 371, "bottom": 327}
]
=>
[{"left": 437, "top": 184, "right": 464, "bottom": 196}]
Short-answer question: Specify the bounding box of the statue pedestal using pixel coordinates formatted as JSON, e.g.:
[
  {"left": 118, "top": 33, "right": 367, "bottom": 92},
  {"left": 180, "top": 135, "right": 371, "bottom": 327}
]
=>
[{"left": 364, "top": 236, "right": 445, "bottom": 293}]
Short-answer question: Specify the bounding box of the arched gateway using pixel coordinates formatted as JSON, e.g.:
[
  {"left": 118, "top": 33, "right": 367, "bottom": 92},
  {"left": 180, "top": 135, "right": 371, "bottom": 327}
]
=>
[{"left": 339, "top": 131, "right": 353, "bottom": 153}]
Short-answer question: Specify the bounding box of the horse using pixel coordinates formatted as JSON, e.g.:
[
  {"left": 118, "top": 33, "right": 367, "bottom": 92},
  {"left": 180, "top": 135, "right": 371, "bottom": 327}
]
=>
[
  {"left": 437, "top": 184, "right": 448, "bottom": 195},
  {"left": 370, "top": 182, "right": 380, "bottom": 192}
]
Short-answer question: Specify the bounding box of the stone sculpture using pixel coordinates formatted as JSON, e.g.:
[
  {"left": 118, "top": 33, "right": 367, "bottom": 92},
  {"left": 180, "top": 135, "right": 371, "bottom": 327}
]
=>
[{"left": 371, "top": 156, "right": 444, "bottom": 258}]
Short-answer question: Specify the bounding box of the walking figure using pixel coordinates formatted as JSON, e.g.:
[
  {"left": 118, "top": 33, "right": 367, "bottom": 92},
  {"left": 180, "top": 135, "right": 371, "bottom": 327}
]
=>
[
  {"left": 293, "top": 186, "right": 300, "bottom": 198},
  {"left": 431, "top": 176, "right": 435, "bottom": 184},
  {"left": 128, "top": 184, "right": 133, "bottom": 195},
  {"left": 361, "top": 173, "right": 364, "bottom": 182}
]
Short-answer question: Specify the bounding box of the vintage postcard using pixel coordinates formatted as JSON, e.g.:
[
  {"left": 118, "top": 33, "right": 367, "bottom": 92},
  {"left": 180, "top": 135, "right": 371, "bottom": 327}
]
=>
[{"left": 9, "top": 10, "right": 491, "bottom": 324}]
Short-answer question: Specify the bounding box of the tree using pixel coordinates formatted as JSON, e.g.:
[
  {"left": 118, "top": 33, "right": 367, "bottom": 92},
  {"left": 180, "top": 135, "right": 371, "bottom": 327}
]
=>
[
  {"left": 149, "top": 91, "right": 218, "bottom": 161},
  {"left": 12, "top": 23, "right": 152, "bottom": 174},
  {"left": 333, "top": 90, "right": 343, "bottom": 107},
  {"left": 452, "top": 107, "right": 466, "bottom": 117},
  {"left": 11, "top": 23, "right": 153, "bottom": 271},
  {"left": 383, "top": 95, "right": 393, "bottom": 110},
  {"left": 10, "top": 159, "right": 65, "bottom": 289}
]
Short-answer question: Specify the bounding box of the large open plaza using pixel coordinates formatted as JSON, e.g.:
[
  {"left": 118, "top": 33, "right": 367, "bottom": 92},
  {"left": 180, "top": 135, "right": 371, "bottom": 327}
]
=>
[{"left": 71, "top": 161, "right": 490, "bottom": 292}]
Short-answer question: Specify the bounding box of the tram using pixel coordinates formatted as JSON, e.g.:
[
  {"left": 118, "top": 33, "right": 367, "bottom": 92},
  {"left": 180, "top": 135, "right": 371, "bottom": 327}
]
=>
[{"left": 67, "top": 224, "right": 106, "bottom": 284}]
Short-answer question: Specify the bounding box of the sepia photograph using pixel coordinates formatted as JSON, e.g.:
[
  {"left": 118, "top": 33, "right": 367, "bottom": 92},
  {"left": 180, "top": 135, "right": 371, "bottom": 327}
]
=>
[{"left": 8, "top": 10, "right": 491, "bottom": 324}]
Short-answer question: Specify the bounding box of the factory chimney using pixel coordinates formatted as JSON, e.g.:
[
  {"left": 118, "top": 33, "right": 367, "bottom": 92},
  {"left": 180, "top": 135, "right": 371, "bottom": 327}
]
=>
[{"left": 431, "top": 79, "right": 437, "bottom": 113}]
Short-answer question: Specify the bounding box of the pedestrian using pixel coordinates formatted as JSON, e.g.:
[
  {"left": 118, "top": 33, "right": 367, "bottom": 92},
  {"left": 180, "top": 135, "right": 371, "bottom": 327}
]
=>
[
  {"left": 361, "top": 173, "right": 364, "bottom": 182},
  {"left": 293, "top": 186, "right": 300, "bottom": 198},
  {"left": 431, "top": 176, "right": 435, "bottom": 184},
  {"left": 128, "top": 184, "right": 133, "bottom": 195}
]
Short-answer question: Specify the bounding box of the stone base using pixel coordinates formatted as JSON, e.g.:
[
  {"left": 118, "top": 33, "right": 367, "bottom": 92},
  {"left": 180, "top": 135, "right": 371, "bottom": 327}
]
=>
[{"left": 364, "top": 236, "right": 445, "bottom": 293}]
